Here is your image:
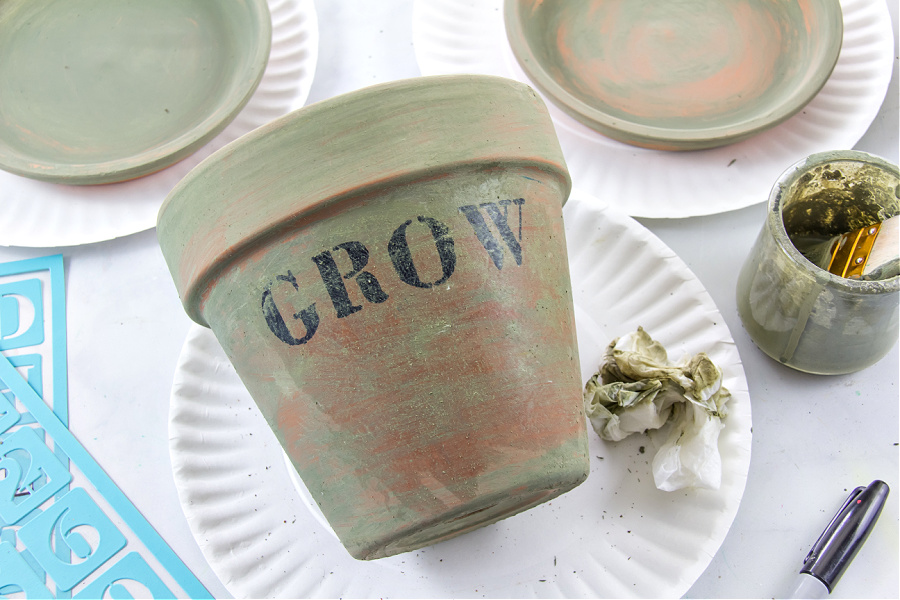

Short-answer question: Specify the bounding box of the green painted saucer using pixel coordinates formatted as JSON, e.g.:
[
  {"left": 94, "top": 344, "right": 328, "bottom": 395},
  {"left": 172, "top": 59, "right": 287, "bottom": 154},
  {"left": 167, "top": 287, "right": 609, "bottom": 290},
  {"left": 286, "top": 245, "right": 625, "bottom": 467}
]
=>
[
  {"left": 504, "top": 0, "right": 843, "bottom": 151},
  {"left": 0, "top": 0, "right": 271, "bottom": 185}
]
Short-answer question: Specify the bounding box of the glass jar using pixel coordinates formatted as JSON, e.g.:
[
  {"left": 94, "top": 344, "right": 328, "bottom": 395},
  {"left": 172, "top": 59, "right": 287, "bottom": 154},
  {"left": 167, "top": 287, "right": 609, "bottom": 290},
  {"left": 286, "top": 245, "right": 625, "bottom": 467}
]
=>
[{"left": 736, "top": 150, "right": 899, "bottom": 374}]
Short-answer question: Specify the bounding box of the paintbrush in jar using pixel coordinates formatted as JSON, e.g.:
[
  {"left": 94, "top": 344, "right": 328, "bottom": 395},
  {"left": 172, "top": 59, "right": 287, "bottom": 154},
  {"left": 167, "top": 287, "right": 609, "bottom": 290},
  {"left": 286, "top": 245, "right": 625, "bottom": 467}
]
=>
[{"left": 811, "top": 214, "right": 899, "bottom": 280}]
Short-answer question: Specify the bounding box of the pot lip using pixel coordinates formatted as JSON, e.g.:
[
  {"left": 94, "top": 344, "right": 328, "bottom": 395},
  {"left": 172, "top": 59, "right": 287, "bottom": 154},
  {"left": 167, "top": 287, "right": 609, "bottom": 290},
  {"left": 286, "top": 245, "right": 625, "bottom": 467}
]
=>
[
  {"left": 157, "top": 74, "right": 569, "bottom": 220},
  {"left": 767, "top": 149, "right": 899, "bottom": 293},
  {"left": 157, "top": 74, "right": 572, "bottom": 326}
]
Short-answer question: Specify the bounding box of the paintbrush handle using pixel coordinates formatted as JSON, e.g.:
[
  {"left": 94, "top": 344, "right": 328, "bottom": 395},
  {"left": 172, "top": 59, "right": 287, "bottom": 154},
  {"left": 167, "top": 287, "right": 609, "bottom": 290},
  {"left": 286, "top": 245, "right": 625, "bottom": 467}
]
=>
[{"left": 826, "top": 215, "right": 898, "bottom": 278}]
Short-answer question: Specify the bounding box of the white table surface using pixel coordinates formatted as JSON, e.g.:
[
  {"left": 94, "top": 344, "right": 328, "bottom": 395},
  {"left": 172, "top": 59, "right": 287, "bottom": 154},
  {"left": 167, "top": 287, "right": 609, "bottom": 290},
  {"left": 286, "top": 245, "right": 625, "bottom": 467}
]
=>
[{"left": 0, "top": 1, "right": 897, "bottom": 598}]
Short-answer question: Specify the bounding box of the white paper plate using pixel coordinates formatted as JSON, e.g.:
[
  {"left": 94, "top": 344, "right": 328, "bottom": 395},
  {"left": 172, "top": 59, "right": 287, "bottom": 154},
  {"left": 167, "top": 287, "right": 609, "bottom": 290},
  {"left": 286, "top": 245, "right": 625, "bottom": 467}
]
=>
[
  {"left": 0, "top": 0, "right": 318, "bottom": 248},
  {"left": 168, "top": 191, "right": 752, "bottom": 598},
  {"left": 412, "top": 0, "right": 894, "bottom": 218}
]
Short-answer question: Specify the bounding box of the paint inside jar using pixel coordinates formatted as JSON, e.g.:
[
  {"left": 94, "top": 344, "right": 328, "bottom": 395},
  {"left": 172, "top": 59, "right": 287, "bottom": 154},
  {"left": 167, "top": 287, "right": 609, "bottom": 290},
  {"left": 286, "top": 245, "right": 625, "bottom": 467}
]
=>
[{"left": 784, "top": 160, "right": 900, "bottom": 280}]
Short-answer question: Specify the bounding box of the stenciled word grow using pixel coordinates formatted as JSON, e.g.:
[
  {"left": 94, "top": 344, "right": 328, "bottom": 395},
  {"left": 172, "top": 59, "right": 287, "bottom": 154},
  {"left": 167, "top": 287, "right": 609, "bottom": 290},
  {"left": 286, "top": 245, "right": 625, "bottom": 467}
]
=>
[{"left": 262, "top": 199, "right": 526, "bottom": 346}]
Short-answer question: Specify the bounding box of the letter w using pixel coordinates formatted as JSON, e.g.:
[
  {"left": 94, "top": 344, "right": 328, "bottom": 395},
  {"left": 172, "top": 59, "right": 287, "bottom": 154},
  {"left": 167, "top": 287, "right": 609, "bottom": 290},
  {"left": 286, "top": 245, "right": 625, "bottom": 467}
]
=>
[{"left": 458, "top": 199, "right": 525, "bottom": 270}]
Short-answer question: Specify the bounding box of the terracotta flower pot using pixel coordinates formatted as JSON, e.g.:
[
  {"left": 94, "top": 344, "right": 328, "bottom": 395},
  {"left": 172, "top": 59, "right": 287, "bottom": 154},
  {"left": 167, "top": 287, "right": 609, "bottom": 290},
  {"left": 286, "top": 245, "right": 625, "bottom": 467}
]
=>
[{"left": 157, "top": 74, "right": 589, "bottom": 560}]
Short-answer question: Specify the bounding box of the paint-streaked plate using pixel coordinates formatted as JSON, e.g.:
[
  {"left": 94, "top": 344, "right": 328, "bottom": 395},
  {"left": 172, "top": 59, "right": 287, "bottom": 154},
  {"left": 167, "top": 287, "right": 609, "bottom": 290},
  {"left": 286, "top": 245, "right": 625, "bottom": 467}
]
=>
[
  {"left": 0, "top": 0, "right": 318, "bottom": 247},
  {"left": 413, "top": 0, "right": 894, "bottom": 217},
  {"left": 504, "top": 0, "right": 843, "bottom": 150},
  {"left": 168, "top": 191, "right": 752, "bottom": 598},
  {"left": 0, "top": 0, "right": 272, "bottom": 185}
]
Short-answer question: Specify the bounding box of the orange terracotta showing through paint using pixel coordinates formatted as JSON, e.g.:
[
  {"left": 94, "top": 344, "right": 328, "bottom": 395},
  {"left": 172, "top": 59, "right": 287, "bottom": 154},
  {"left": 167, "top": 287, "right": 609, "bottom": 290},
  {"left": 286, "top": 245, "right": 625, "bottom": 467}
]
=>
[
  {"left": 157, "top": 75, "right": 590, "bottom": 560},
  {"left": 505, "top": 0, "right": 843, "bottom": 150},
  {"left": 551, "top": 2, "right": 783, "bottom": 119}
]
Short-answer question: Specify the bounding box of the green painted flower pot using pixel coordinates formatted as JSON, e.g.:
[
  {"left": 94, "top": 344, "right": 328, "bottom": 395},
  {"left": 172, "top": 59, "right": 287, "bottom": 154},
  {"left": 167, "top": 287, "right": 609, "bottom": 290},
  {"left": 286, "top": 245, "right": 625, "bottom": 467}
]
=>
[{"left": 157, "top": 74, "right": 589, "bottom": 560}]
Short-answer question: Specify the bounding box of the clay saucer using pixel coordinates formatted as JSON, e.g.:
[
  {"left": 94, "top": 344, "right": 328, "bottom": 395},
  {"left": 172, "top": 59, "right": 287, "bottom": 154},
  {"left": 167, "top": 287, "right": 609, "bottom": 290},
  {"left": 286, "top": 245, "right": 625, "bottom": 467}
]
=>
[
  {"left": 504, "top": 0, "right": 843, "bottom": 150},
  {"left": 0, "top": 0, "right": 271, "bottom": 185}
]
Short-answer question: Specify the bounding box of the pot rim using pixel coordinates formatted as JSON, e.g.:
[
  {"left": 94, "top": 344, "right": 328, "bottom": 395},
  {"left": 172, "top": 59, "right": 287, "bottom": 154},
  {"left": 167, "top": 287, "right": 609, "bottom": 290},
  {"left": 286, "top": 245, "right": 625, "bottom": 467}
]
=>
[{"left": 157, "top": 74, "right": 571, "bottom": 326}]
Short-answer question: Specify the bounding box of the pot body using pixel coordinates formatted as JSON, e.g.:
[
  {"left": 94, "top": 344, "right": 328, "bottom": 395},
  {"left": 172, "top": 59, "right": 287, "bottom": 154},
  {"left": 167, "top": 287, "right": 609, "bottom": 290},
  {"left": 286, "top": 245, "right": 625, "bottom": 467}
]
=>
[{"left": 158, "top": 75, "right": 589, "bottom": 559}]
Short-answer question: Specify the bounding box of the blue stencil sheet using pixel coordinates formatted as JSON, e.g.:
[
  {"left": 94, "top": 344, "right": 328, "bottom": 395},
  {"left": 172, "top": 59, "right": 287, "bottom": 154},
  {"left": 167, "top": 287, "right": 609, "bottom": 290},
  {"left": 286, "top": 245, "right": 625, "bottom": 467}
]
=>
[
  {"left": 1, "top": 255, "right": 71, "bottom": 597},
  {"left": 0, "top": 256, "right": 210, "bottom": 598},
  {"left": 0, "top": 337, "right": 211, "bottom": 599},
  {"left": 0, "top": 254, "right": 68, "bottom": 426}
]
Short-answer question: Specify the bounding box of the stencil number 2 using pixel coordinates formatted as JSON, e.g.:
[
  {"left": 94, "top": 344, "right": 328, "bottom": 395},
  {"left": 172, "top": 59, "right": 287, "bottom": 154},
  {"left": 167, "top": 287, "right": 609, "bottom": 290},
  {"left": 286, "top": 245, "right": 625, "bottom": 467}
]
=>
[{"left": 0, "top": 427, "right": 72, "bottom": 524}]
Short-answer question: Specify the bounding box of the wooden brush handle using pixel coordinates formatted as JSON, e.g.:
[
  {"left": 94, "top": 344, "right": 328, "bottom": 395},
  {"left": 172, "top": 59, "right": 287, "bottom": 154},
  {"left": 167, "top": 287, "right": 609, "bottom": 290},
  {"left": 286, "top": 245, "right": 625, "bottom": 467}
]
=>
[{"left": 827, "top": 215, "right": 898, "bottom": 278}]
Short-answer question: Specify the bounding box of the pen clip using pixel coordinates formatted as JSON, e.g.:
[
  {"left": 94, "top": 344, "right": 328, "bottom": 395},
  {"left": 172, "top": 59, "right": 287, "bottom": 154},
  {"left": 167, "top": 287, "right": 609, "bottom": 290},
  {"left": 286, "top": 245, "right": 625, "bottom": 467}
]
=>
[{"left": 803, "top": 486, "right": 865, "bottom": 566}]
